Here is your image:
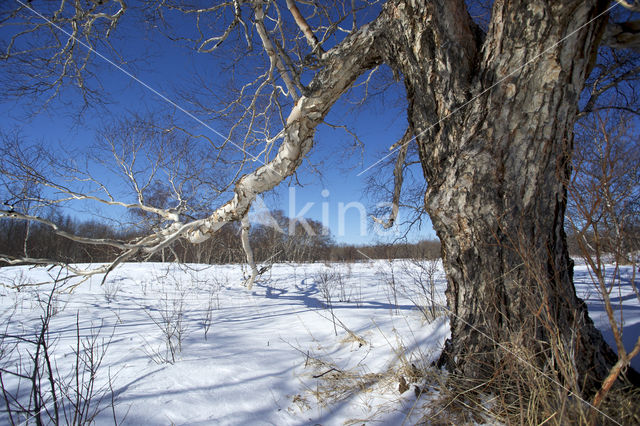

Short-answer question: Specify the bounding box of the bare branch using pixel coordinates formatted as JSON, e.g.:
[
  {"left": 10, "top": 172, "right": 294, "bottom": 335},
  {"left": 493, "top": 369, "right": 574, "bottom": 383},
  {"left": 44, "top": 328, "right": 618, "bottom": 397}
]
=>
[
  {"left": 197, "top": 1, "right": 247, "bottom": 52},
  {"left": 0, "top": 209, "right": 132, "bottom": 250},
  {"left": 252, "top": 1, "right": 302, "bottom": 101},
  {"left": 615, "top": 0, "right": 640, "bottom": 12},
  {"left": 371, "top": 127, "right": 412, "bottom": 229},
  {"left": 602, "top": 20, "right": 640, "bottom": 52},
  {"left": 184, "top": 17, "right": 384, "bottom": 243},
  {"left": 580, "top": 62, "right": 640, "bottom": 117},
  {"left": 0, "top": 0, "right": 128, "bottom": 107},
  {"left": 0, "top": 10, "right": 385, "bottom": 284},
  {"left": 285, "top": 0, "right": 324, "bottom": 56}
]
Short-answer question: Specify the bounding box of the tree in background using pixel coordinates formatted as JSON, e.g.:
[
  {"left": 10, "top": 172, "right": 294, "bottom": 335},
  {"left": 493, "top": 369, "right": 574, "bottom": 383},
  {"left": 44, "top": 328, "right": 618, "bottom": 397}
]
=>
[
  {"left": 568, "top": 112, "right": 640, "bottom": 262},
  {"left": 567, "top": 110, "right": 640, "bottom": 408},
  {"left": 1, "top": 0, "right": 640, "bottom": 402}
]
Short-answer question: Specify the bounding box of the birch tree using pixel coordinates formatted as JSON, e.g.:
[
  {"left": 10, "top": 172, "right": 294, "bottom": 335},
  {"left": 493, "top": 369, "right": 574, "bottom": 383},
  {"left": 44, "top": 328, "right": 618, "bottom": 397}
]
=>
[{"left": 2, "top": 0, "right": 640, "bottom": 397}]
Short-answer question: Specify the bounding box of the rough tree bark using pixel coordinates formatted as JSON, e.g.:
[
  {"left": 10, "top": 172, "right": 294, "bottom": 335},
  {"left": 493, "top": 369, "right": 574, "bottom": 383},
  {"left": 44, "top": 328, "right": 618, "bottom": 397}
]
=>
[
  {"left": 231, "top": 0, "right": 626, "bottom": 392},
  {"left": 376, "top": 0, "right": 623, "bottom": 392}
]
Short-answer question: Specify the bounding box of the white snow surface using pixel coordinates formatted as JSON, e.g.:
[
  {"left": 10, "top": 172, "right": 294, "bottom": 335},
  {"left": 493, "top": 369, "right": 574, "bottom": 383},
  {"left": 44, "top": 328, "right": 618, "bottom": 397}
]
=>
[{"left": 0, "top": 260, "right": 637, "bottom": 425}]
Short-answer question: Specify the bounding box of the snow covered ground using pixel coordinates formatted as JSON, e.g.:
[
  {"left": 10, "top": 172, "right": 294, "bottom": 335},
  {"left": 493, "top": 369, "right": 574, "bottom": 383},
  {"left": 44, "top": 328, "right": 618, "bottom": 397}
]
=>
[{"left": 0, "top": 260, "right": 637, "bottom": 425}]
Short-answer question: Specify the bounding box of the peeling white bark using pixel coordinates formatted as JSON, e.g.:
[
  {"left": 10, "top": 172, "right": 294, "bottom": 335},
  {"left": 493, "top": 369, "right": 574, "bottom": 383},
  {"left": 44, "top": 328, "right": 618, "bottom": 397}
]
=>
[
  {"left": 240, "top": 215, "right": 259, "bottom": 290},
  {"left": 183, "top": 21, "right": 383, "bottom": 245}
]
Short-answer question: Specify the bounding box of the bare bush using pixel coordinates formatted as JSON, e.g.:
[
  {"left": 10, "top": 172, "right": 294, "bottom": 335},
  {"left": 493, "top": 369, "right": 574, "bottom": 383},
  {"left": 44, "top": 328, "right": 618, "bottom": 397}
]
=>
[
  {"left": 567, "top": 111, "right": 640, "bottom": 411},
  {"left": 200, "top": 276, "right": 224, "bottom": 341},
  {"left": 316, "top": 270, "right": 338, "bottom": 336},
  {"left": 335, "top": 270, "right": 350, "bottom": 303},
  {"left": 401, "top": 258, "right": 444, "bottom": 322},
  {"left": 142, "top": 273, "right": 190, "bottom": 364},
  {"left": 0, "top": 279, "right": 117, "bottom": 425},
  {"left": 377, "top": 260, "right": 399, "bottom": 315},
  {"left": 102, "top": 278, "right": 122, "bottom": 304},
  {"left": 291, "top": 325, "right": 436, "bottom": 424}
]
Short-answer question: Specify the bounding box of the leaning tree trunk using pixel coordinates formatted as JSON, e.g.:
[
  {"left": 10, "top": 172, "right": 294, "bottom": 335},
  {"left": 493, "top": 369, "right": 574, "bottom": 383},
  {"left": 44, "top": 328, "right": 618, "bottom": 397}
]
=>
[{"left": 380, "top": 0, "right": 617, "bottom": 393}]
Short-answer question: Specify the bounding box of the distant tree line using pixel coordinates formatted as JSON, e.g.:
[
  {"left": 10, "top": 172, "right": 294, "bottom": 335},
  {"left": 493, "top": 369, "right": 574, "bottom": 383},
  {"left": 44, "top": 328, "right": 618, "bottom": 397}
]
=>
[
  {"left": 0, "top": 208, "right": 441, "bottom": 265},
  {"left": 3, "top": 202, "right": 638, "bottom": 266},
  {"left": 329, "top": 239, "right": 441, "bottom": 262},
  {"left": 0, "top": 209, "right": 129, "bottom": 264}
]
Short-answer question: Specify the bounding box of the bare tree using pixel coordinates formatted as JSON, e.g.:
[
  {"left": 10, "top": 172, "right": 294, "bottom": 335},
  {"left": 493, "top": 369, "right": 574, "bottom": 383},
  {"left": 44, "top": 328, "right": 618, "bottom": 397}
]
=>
[
  {"left": 567, "top": 111, "right": 640, "bottom": 408},
  {"left": 2, "top": 0, "right": 640, "bottom": 398},
  {"left": 569, "top": 111, "right": 640, "bottom": 262},
  {"left": 0, "top": 277, "right": 116, "bottom": 425},
  {"left": 0, "top": 0, "right": 127, "bottom": 108}
]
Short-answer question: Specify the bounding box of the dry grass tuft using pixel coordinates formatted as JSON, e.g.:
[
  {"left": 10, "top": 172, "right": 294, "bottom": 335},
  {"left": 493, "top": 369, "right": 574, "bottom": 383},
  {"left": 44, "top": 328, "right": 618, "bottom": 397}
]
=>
[
  {"left": 416, "top": 341, "right": 640, "bottom": 425},
  {"left": 301, "top": 352, "right": 385, "bottom": 407},
  {"left": 597, "top": 385, "right": 640, "bottom": 425}
]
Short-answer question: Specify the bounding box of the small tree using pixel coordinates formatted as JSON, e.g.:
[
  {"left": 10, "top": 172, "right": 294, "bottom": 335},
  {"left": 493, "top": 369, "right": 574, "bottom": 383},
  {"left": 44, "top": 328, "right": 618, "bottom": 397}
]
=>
[{"left": 567, "top": 111, "right": 640, "bottom": 407}]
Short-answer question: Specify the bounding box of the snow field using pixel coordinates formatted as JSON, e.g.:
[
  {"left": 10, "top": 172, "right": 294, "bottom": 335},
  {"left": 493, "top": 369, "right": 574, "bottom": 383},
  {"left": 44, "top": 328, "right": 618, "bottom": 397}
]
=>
[{"left": 0, "top": 260, "right": 637, "bottom": 425}]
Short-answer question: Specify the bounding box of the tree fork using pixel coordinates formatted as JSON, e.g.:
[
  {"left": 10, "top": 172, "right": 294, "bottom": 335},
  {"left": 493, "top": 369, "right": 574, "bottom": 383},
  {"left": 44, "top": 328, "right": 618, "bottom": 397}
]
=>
[{"left": 377, "top": 0, "right": 633, "bottom": 393}]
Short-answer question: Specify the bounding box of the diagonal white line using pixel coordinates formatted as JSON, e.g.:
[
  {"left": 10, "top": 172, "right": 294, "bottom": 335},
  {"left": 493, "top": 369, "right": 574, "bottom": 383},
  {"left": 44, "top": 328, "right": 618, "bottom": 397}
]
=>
[
  {"left": 356, "top": 249, "right": 373, "bottom": 260},
  {"left": 14, "top": 0, "right": 282, "bottom": 176},
  {"left": 357, "top": 2, "right": 619, "bottom": 177}
]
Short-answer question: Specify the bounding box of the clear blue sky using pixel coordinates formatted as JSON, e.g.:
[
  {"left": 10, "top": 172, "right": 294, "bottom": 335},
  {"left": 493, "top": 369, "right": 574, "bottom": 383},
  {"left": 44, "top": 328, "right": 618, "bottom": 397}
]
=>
[{"left": 0, "top": 3, "right": 435, "bottom": 246}]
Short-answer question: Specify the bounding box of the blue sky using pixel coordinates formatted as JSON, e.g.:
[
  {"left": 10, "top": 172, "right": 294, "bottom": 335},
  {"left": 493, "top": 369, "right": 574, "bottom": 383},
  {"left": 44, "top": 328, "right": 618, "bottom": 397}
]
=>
[{"left": 0, "top": 3, "right": 435, "bottom": 245}]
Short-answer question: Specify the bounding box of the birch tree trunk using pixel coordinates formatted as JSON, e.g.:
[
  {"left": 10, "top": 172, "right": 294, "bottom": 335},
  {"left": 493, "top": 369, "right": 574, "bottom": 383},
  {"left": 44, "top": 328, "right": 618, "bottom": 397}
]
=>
[{"left": 377, "top": 0, "right": 618, "bottom": 391}]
